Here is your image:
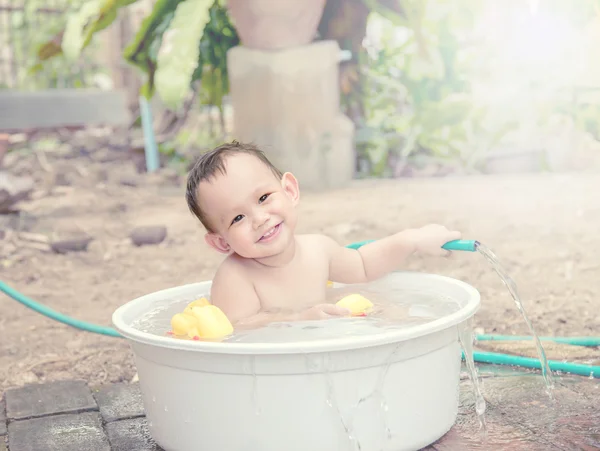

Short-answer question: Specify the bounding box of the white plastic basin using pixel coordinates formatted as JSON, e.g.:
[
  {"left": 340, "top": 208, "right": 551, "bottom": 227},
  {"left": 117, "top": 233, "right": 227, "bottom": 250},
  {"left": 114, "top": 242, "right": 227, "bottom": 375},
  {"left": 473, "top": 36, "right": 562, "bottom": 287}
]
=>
[{"left": 112, "top": 271, "right": 480, "bottom": 451}]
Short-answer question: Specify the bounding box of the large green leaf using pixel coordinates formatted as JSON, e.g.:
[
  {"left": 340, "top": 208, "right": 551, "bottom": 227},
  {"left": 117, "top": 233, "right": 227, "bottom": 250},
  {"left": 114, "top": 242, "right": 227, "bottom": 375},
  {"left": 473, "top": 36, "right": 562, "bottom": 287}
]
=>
[
  {"left": 154, "top": 0, "right": 213, "bottom": 110},
  {"left": 39, "top": 0, "right": 140, "bottom": 62},
  {"left": 193, "top": 0, "right": 240, "bottom": 108},
  {"left": 123, "top": 0, "right": 181, "bottom": 69},
  {"left": 122, "top": 0, "right": 181, "bottom": 97},
  {"left": 62, "top": 1, "right": 102, "bottom": 60}
]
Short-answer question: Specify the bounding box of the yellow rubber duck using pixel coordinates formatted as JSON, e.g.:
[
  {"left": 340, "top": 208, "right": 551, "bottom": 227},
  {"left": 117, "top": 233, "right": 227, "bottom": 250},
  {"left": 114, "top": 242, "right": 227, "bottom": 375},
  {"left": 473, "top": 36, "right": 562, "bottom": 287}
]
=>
[
  {"left": 336, "top": 293, "right": 373, "bottom": 316},
  {"left": 170, "top": 297, "right": 233, "bottom": 340}
]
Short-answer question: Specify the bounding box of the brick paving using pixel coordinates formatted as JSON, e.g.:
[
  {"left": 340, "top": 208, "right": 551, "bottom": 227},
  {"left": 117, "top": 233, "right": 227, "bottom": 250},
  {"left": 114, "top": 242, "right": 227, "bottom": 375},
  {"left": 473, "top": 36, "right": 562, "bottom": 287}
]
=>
[{"left": 0, "top": 367, "right": 598, "bottom": 451}]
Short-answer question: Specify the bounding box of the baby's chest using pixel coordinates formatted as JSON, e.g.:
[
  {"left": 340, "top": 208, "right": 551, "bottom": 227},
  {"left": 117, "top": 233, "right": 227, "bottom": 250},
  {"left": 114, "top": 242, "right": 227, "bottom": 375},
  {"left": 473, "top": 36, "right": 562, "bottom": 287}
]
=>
[{"left": 254, "top": 260, "right": 330, "bottom": 311}]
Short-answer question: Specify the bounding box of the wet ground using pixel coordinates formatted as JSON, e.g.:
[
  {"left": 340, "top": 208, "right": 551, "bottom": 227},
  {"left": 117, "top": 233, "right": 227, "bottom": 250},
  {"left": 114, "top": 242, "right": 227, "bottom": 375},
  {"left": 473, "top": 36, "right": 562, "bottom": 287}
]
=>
[{"left": 0, "top": 364, "right": 597, "bottom": 450}]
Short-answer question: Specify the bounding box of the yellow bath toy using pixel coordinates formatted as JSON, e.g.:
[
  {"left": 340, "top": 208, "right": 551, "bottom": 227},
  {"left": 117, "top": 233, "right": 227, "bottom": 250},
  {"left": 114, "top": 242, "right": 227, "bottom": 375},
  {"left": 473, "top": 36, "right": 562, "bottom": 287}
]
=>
[
  {"left": 336, "top": 294, "right": 373, "bottom": 316},
  {"left": 169, "top": 297, "right": 233, "bottom": 340},
  {"left": 189, "top": 305, "right": 234, "bottom": 339},
  {"left": 326, "top": 280, "right": 334, "bottom": 288},
  {"left": 170, "top": 312, "right": 201, "bottom": 338},
  {"left": 183, "top": 297, "right": 211, "bottom": 315}
]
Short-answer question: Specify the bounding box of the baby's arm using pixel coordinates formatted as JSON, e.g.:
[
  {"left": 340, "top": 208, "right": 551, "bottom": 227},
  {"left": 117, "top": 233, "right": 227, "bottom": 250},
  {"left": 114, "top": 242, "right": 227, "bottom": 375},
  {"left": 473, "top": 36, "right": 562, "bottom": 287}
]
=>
[
  {"left": 210, "top": 259, "right": 261, "bottom": 325},
  {"left": 322, "top": 224, "right": 461, "bottom": 284}
]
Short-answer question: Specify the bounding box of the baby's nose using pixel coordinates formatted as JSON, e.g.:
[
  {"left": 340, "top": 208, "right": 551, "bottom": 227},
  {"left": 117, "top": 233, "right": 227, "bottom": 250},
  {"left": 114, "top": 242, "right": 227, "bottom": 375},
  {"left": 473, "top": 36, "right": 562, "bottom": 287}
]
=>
[{"left": 253, "top": 211, "right": 269, "bottom": 228}]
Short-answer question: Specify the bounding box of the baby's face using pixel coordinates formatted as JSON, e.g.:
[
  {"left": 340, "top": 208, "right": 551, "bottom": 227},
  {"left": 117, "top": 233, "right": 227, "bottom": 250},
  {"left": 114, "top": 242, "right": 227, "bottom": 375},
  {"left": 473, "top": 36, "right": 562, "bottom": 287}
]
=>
[{"left": 199, "top": 153, "right": 299, "bottom": 260}]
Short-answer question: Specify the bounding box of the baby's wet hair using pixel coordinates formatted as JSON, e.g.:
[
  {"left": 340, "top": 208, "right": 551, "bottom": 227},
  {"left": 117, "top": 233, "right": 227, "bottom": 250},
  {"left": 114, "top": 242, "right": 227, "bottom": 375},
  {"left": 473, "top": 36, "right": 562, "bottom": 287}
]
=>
[{"left": 186, "top": 140, "right": 283, "bottom": 232}]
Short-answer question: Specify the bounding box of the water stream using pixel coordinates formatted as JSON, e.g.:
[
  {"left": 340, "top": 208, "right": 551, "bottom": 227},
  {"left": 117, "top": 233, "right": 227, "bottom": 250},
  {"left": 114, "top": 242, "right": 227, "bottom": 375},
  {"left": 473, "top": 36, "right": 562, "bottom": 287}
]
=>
[
  {"left": 458, "top": 318, "right": 487, "bottom": 434},
  {"left": 476, "top": 243, "right": 555, "bottom": 395}
]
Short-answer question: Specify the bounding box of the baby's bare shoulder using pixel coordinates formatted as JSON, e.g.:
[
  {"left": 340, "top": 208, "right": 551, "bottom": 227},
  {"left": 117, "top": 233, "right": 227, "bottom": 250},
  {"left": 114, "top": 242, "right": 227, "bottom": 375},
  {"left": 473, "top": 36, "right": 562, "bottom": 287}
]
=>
[
  {"left": 298, "top": 233, "right": 338, "bottom": 244},
  {"left": 213, "top": 254, "right": 252, "bottom": 282},
  {"left": 296, "top": 233, "right": 339, "bottom": 253}
]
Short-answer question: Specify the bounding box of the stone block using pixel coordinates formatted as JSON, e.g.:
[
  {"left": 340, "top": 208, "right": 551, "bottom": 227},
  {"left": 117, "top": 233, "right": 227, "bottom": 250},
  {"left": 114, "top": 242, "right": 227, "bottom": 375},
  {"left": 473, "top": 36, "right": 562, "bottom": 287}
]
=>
[
  {"left": 93, "top": 383, "right": 145, "bottom": 423},
  {"left": 106, "top": 417, "right": 163, "bottom": 451},
  {"left": 5, "top": 380, "right": 97, "bottom": 420},
  {"left": 227, "top": 41, "right": 355, "bottom": 191},
  {"left": 0, "top": 89, "right": 130, "bottom": 131},
  {"left": 7, "top": 411, "right": 110, "bottom": 451},
  {"left": 0, "top": 399, "right": 6, "bottom": 436}
]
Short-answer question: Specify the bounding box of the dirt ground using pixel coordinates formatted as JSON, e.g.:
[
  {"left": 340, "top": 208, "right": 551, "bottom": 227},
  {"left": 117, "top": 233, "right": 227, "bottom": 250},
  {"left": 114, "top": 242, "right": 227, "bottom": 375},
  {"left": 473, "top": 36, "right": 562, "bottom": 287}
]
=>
[{"left": 1, "top": 140, "right": 599, "bottom": 391}]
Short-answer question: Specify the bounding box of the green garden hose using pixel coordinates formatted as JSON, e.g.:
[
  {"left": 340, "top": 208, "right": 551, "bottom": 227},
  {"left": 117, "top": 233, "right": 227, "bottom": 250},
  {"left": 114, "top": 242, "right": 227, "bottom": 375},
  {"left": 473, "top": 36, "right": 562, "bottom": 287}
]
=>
[
  {"left": 0, "top": 280, "right": 121, "bottom": 338},
  {"left": 1, "top": 280, "right": 598, "bottom": 377},
  {"left": 0, "top": 237, "right": 598, "bottom": 378}
]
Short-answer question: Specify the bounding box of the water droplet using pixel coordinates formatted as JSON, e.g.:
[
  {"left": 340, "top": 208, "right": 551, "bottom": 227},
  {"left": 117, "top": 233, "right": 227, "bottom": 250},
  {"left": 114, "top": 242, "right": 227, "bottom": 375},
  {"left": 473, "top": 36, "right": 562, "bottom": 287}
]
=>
[
  {"left": 304, "top": 354, "right": 320, "bottom": 373},
  {"left": 476, "top": 397, "right": 486, "bottom": 416},
  {"left": 152, "top": 396, "right": 156, "bottom": 402},
  {"left": 164, "top": 406, "right": 168, "bottom": 412}
]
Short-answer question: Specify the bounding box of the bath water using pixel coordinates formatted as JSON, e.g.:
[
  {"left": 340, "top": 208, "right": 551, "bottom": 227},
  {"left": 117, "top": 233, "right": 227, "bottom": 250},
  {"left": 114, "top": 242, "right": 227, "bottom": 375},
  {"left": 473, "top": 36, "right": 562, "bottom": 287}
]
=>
[
  {"left": 476, "top": 243, "right": 555, "bottom": 394},
  {"left": 131, "top": 274, "right": 462, "bottom": 343}
]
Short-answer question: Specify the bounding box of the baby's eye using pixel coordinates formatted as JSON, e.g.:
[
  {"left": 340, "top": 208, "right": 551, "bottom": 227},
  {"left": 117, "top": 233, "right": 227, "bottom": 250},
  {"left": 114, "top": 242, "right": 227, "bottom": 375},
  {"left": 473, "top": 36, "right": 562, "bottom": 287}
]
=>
[
  {"left": 231, "top": 214, "right": 244, "bottom": 225},
  {"left": 259, "top": 193, "right": 270, "bottom": 203}
]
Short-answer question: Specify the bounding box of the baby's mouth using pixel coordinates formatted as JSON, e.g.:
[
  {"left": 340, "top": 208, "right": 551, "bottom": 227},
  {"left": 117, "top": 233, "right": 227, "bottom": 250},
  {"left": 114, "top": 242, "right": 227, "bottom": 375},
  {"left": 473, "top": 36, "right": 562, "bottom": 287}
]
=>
[{"left": 259, "top": 222, "right": 282, "bottom": 242}]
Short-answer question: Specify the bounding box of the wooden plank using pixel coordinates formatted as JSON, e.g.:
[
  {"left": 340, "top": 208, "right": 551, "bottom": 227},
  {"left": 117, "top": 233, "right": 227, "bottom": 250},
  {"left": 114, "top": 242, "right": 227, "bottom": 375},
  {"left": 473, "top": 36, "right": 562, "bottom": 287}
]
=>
[{"left": 0, "top": 89, "right": 131, "bottom": 132}]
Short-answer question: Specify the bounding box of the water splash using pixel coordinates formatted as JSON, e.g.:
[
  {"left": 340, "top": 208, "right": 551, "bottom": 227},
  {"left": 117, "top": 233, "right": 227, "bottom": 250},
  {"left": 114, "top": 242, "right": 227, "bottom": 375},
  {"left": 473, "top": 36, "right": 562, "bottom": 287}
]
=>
[
  {"left": 243, "top": 356, "right": 261, "bottom": 415},
  {"left": 458, "top": 318, "right": 487, "bottom": 435},
  {"left": 322, "top": 353, "right": 361, "bottom": 450},
  {"left": 321, "top": 345, "right": 401, "bottom": 451},
  {"left": 476, "top": 243, "right": 555, "bottom": 395}
]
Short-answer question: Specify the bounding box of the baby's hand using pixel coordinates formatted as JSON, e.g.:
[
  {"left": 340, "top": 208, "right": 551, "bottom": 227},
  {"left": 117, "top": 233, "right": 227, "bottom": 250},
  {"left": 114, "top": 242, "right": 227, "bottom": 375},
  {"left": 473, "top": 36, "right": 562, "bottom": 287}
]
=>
[
  {"left": 300, "top": 304, "right": 351, "bottom": 321},
  {"left": 409, "top": 224, "right": 461, "bottom": 256}
]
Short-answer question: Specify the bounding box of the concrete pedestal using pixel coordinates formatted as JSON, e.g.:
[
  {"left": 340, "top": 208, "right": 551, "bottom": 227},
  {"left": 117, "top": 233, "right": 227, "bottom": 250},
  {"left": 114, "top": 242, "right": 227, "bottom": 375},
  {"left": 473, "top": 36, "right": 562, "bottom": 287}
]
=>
[{"left": 227, "top": 40, "right": 355, "bottom": 190}]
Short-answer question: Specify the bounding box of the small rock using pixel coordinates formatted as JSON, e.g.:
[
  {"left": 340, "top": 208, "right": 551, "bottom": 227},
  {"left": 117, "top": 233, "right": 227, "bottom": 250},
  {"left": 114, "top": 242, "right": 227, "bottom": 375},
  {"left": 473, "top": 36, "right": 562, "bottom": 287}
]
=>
[
  {"left": 0, "top": 170, "right": 34, "bottom": 213},
  {"left": 54, "top": 172, "right": 71, "bottom": 187},
  {"left": 95, "top": 168, "right": 109, "bottom": 182},
  {"left": 119, "top": 174, "right": 138, "bottom": 187},
  {"left": 130, "top": 225, "right": 167, "bottom": 246},
  {"left": 51, "top": 236, "right": 93, "bottom": 254},
  {"left": 94, "top": 147, "right": 120, "bottom": 163}
]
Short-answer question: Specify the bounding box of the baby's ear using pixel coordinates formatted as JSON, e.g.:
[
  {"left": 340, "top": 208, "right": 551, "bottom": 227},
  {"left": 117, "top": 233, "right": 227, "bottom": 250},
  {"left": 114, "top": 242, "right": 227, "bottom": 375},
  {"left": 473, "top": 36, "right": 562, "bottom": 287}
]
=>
[
  {"left": 205, "top": 233, "right": 231, "bottom": 254},
  {"left": 281, "top": 172, "right": 300, "bottom": 206}
]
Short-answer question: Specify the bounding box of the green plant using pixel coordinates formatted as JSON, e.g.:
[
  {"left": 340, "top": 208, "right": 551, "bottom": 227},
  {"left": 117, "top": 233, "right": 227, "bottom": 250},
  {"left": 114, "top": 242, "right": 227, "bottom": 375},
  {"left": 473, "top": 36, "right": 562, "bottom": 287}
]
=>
[
  {"left": 36, "top": 0, "right": 238, "bottom": 113},
  {"left": 5, "top": 0, "right": 105, "bottom": 90}
]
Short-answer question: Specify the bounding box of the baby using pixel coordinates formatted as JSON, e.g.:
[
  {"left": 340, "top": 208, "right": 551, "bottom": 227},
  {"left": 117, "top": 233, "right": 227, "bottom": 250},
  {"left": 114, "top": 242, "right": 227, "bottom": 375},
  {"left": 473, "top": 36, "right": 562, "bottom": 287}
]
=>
[{"left": 186, "top": 141, "right": 461, "bottom": 328}]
